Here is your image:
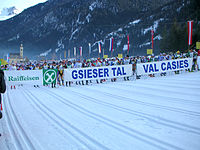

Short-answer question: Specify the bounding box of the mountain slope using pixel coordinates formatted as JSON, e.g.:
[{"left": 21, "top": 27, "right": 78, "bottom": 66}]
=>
[
  {"left": 0, "top": 6, "right": 21, "bottom": 21},
  {"left": 0, "top": 0, "right": 197, "bottom": 59}
]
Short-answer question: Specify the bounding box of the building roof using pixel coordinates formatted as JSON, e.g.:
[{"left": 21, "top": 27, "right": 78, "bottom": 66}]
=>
[
  {"left": 10, "top": 53, "right": 21, "bottom": 59},
  {"left": 10, "top": 53, "right": 20, "bottom": 56}
]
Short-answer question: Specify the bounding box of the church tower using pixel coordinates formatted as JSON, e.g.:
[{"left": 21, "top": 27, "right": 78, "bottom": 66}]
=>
[{"left": 20, "top": 44, "right": 23, "bottom": 58}]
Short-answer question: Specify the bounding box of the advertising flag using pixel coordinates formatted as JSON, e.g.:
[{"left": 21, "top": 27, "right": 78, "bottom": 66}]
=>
[
  {"left": 89, "top": 43, "right": 91, "bottom": 54},
  {"left": 80, "top": 47, "right": 82, "bottom": 56},
  {"left": 7, "top": 53, "right": 9, "bottom": 62},
  {"left": 151, "top": 29, "right": 154, "bottom": 49},
  {"left": 98, "top": 42, "right": 101, "bottom": 53},
  {"left": 109, "top": 37, "right": 114, "bottom": 52},
  {"left": 74, "top": 47, "right": 76, "bottom": 57},
  {"left": 127, "top": 35, "right": 130, "bottom": 52},
  {"left": 64, "top": 50, "right": 66, "bottom": 59},
  {"left": 68, "top": 49, "right": 70, "bottom": 58},
  {"left": 188, "top": 21, "right": 193, "bottom": 45}
]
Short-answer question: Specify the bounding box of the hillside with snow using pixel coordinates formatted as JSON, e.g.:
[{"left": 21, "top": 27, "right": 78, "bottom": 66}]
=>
[
  {"left": 0, "top": 0, "right": 198, "bottom": 58},
  {"left": 0, "top": 7, "right": 21, "bottom": 21},
  {"left": 0, "top": 72, "right": 200, "bottom": 150}
]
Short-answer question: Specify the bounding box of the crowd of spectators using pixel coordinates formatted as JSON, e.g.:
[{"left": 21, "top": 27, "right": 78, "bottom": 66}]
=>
[
  {"left": 1, "top": 50, "right": 199, "bottom": 71},
  {"left": 1, "top": 49, "right": 200, "bottom": 87}
]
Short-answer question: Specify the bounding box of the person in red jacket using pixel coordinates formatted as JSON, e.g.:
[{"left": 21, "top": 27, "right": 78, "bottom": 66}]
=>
[{"left": 198, "top": 49, "right": 200, "bottom": 56}]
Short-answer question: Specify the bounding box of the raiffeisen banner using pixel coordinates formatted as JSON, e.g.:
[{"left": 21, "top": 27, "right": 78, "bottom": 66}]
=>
[
  {"left": 64, "top": 65, "right": 133, "bottom": 81},
  {"left": 137, "top": 58, "right": 193, "bottom": 75},
  {"left": 4, "top": 70, "right": 43, "bottom": 85}
]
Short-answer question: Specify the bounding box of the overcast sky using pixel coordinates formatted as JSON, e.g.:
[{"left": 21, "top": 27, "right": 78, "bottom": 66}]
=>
[{"left": 0, "top": 0, "right": 47, "bottom": 11}]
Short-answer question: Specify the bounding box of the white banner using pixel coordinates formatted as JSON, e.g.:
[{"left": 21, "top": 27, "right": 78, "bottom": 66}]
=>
[
  {"left": 137, "top": 58, "right": 193, "bottom": 75},
  {"left": 197, "top": 56, "right": 200, "bottom": 70},
  {"left": 4, "top": 70, "right": 43, "bottom": 85},
  {"left": 64, "top": 65, "right": 133, "bottom": 81}
]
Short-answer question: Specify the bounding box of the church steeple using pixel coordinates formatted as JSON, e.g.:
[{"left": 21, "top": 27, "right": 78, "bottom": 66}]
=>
[{"left": 20, "top": 44, "right": 23, "bottom": 58}]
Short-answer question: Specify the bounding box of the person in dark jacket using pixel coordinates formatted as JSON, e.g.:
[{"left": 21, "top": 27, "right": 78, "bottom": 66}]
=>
[{"left": 0, "top": 69, "right": 6, "bottom": 119}]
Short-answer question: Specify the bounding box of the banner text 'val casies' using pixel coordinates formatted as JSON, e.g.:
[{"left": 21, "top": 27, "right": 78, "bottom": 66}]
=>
[{"left": 137, "top": 58, "right": 193, "bottom": 75}]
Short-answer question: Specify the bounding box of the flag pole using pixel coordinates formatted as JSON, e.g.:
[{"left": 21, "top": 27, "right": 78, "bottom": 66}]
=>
[{"left": 187, "top": 21, "right": 193, "bottom": 51}]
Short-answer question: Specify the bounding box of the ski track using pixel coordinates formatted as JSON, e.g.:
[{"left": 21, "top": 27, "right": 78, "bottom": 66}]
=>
[
  {"left": 20, "top": 89, "right": 91, "bottom": 150},
  {"left": 4, "top": 92, "right": 37, "bottom": 150},
  {"left": 21, "top": 88, "right": 109, "bottom": 150},
  {"left": 39, "top": 88, "right": 183, "bottom": 150},
  {"left": 4, "top": 94, "right": 23, "bottom": 150},
  {"left": 2, "top": 72, "right": 200, "bottom": 150},
  {"left": 93, "top": 82, "right": 200, "bottom": 108},
  {"left": 136, "top": 79, "right": 200, "bottom": 89},
  {"left": 59, "top": 87, "right": 200, "bottom": 135},
  {"left": 79, "top": 85, "right": 200, "bottom": 117},
  {"left": 101, "top": 83, "right": 200, "bottom": 105},
  {"left": 118, "top": 81, "right": 200, "bottom": 97}
]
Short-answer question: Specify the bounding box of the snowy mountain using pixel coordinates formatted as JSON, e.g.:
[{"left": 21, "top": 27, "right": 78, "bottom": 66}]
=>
[
  {"left": 0, "top": 7, "right": 21, "bottom": 21},
  {"left": 0, "top": 0, "right": 198, "bottom": 59}
]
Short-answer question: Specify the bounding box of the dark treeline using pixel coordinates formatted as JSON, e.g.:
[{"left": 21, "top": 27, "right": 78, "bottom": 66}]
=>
[{"left": 160, "top": 0, "right": 200, "bottom": 53}]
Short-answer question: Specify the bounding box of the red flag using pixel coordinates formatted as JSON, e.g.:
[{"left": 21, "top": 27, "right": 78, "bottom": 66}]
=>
[
  {"left": 151, "top": 29, "right": 154, "bottom": 49},
  {"left": 111, "top": 38, "right": 114, "bottom": 52},
  {"left": 79, "top": 47, "right": 82, "bottom": 56},
  {"left": 188, "top": 21, "right": 193, "bottom": 45},
  {"left": 89, "top": 43, "right": 91, "bottom": 54},
  {"left": 98, "top": 42, "right": 101, "bottom": 53},
  {"left": 127, "top": 35, "right": 130, "bottom": 52},
  {"left": 109, "top": 37, "right": 114, "bottom": 52},
  {"left": 74, "top": 47, "right": 76, "bottom": 57}
]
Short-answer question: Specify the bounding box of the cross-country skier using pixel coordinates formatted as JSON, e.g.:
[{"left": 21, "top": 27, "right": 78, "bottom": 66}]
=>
[
  {"left": 66, "top": 61, "right": 73, "bottom": 87},
  {"left": 51, "top": 62, "right": 57, "bottom": 88},
  {"left": 57, "top": 64, "right": 64, "bottom": 86},
  {"left": 123, "top": 55, "right": 130, "bottom": 81}
]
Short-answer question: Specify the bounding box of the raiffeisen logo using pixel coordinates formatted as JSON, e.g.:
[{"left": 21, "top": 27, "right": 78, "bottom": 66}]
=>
[{"left": 8, "top": 76, "right": 40, "bottom": 81}]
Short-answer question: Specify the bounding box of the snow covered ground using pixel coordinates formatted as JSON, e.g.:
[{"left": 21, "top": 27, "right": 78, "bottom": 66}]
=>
[{"left": 1, "top": 72, "right": 200, "bottom": 150}]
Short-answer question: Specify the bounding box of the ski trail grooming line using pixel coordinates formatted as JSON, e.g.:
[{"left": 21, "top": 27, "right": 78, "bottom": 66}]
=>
[
  {"left": 21, "top": 88, "right": 110, "bottom": 150},
  {"left": 20, "top": 91, "right": 93, "bottom": 150},
  {"left": 104, "top": 80, "right": 200, "bottom": 101},
  {"left": 85, "top": 85, "right": 200, "bottom": 116},
  {"left": 5, "top": 92, "right": 38, "bottom": 150},
  {"left": 135, "top": 80, "right": 200, "bottom": 89},
  {"left": 41, "top": 88, "right": 184, "bottom": 150},
  {"left": 4, "top": 93, "right": 23, "bottom": 150},
  {"left": 20, "top": 91, "right": 91, "bottom": 150},
  {"left": 138, "top": 73, "right": 200, "bottom": 85},
  {"left": 119, "top": 81, "right": 200, "bottom": 96},
  {"left": 98, "top": 83, "right": 200, "bottom": 106},
  {"left": 153, "top": 78, "right": 200, "bottom": 85},
  {"left": 64, "top": 87, "right": 200, "bottom": 135}
]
